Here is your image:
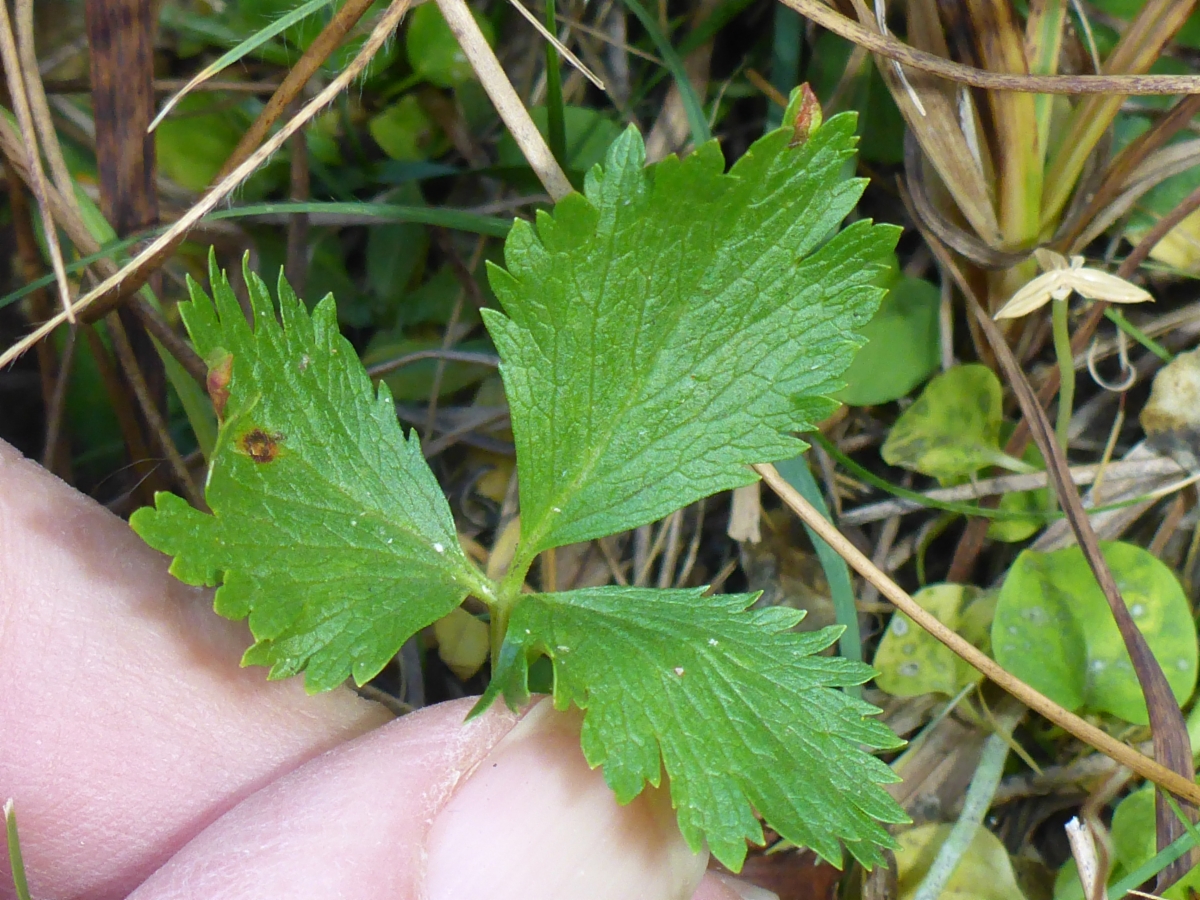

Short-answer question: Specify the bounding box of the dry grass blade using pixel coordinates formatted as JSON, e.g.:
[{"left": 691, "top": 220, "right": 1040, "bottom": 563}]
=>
[
  {"left": 105, "top": 313, "right": 204, "bottom": 510},
  {"left": 854, "top": 0, "right": 1002, "bottom": 246},
  {"left": 1041, "top": 0, "right": 1198, "bottom": 227},
  {"left": 505, "top": 0, "right": 605, "bottom": 90},
  {"left": 15, "top": 0, "right": 81, "bottom": 220},
  {"left": 436, "top": 0, "right": 571, "bottom": 200},
  {"left": 0, "top": 116, "right": 205, "bottom": 383},
  {"left": 754, "top": 462, "right": 1200, "bottom": 808},
  {"left": 1063, "top": 95, "right": 1200, "bottom": 253},
  {"left": 903, "top": 133, "right": 1020, "bottom": 268},
  {"left": 966, "top": 0, "right": 1041, "bottom": 249},
  {"left": 0, "top": 0, "right": 72, "bottom": 322},
  {"left": 213, "top": 0, "right": 377, "bottom": 184},
  {"left": 0, "top": 0, "right": 416, "bottom": 370},
  {"left": 781, "top": 0, "right": 1200, "bottom": 94}
]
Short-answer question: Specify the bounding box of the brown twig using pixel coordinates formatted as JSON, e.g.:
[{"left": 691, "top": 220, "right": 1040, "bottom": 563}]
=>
[
  {"left": 41, "top": 324, "right": 76, "bottom": 473},
  {"left": 367, "top": 349, "right": 501, "bottom": 378},
  {"left": 212, "top": 0, "right": 378, "bottom": 183},
  {"left": 105, "top": 313, "right": 205, "bottom": 510},
  {"left": 0, "top": 0, "right": 72, "bottom": 321},
  {"left": 421, "top": 407, "right": 511, "bottom": 458},
  {"left": 755, "top": 462, "right": 1200, "bottom": 807},
  {"left": 284, "top": 101, "right": 311, "bottom": 298},
  {"left": 780, "top": 0, "right": 1200, "bottom": 94}
]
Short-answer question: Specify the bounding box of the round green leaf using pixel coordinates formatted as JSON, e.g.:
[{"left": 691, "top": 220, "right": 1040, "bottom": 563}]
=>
[
  {"left": 896, "top": 823, "right": 1027, "bottom": 900},
  {"left": 881, "top": 364, "right": 1026, "bottom": 482},
  {"left": 405, "top": 3, "right": 493, "bottom": 88},
  {"left": 368, "top": 95, "right": 436, "bottom": 161},
  {"left": 156, "top": 95, "right": 246, "bottom": 192},
  {"left": 873, "top": 583, "right": 988, "bottom": 698},
  {"left": 993, "top": 542, "right": 1198, "bottom": 725},
  {"left": 837, "top": 276, "right": 941, "bottom": 407}
]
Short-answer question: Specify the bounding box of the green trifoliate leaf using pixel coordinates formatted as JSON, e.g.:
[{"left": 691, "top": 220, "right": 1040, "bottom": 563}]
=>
[
  {"left": 484, "top": 115, "right": 900, "bottom": 556},
  {"left": 131, "top": 261, "right": 486, "bottom": 692},
  {"left": 479, "top": 586, "right": 907, "bottom": 870}
]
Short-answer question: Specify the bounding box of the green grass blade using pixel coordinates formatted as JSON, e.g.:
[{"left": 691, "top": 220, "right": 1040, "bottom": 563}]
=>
[
  {"left": 0, "top": 204, "right": 511, "bottom": 315},
  {"left": 618, "top": 0, "right": 712, "bottom": 146},
  {"left": 158, "top": 6, "right": 297, "bottom": 68},
  {"left": 159, "top": 340, "right": 218, "bottom": 459},
  {"left": 543, "top": 0, "right": 567, "bottom": 165},
  {"left": 4, "top": 800, "right": 32, "bottom": 900},
  {"left": 814, "top": 434, "right": 1049, "bottom": 521},
  {"left": 1110, "top": 828, "right": 1197, "bottom": 898},
  {"left": 1106, "top": 308, "right": 1172, "bottom": 363},
  {"left": 767, "top": 6, "right": 803, "bottom": 131},
  {"left": 1165, "top": 793, "right": 1200, "bottom": 849},
  {"left": 0, "top": 233, "right": 144, "bottom": 312},
  {"left": 676, "top": 0, "right": 758, "bottom": 55},
  {"left": 773, "top": 453, "right": 862, "bottom": 698},
  {"left": 151, "top": 0, "right": 335, "bottom": 131},
  {"left": 912, "top": 717, "right": 1015, "bottom": 900},
  {"left": 202, "top": 202, "right": 514, "bottom": 236}
]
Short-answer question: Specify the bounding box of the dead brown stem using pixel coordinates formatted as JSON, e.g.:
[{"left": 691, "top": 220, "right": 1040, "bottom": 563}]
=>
[
  {"left": 782, "top": 0, "right": 1200, "bottom": 93},
  {"left": 105, "top": 312, "right": 205, "bottom": 510},
  {"left": 212, "top": 0, "right": 378, "bottom": 184}
]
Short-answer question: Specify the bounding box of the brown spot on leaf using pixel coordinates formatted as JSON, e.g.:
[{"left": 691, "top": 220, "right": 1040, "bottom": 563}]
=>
[
  {"left": 238, "top": 428, "right": 284, "bottom": 463},
  {"left": 789, "top": 84, "right": 823, "bottom": 148},
  {"left": 206, "top": 352, "right": 233, "bottom": 420}
]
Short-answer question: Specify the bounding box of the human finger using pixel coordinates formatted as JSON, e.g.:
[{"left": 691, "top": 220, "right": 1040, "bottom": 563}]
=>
[
  {"left": 0, "top": 440, "right": 390, "bottom": 900},
  {"left": 129, "top": 698, "right": 711, "bottom": 900}
]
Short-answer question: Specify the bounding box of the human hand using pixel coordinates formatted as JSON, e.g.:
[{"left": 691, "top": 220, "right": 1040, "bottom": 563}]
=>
[{"left": 0, "top": 440, "right": 772, "bottom": 900}]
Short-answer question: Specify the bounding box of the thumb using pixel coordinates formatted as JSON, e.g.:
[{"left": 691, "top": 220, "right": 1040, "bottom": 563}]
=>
[
  {"left": 424, "top": 698, "right": 704, "bottom": 899},
  {"left": 127, "top": 697, "right": 732, "bottom": 900}
]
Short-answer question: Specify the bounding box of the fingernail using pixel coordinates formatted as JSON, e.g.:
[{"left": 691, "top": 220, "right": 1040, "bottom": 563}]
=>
[
  {"left": 711, "top": 872, "right": 781, "bottom": 900},
  {"left": 424, "top": 698, "right": 707, "bottom": 900}
]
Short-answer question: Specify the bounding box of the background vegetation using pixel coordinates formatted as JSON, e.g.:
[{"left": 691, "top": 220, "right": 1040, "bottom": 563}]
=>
[{"left": 10, "top": 0, "right": 1200, "bottom": 897}]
